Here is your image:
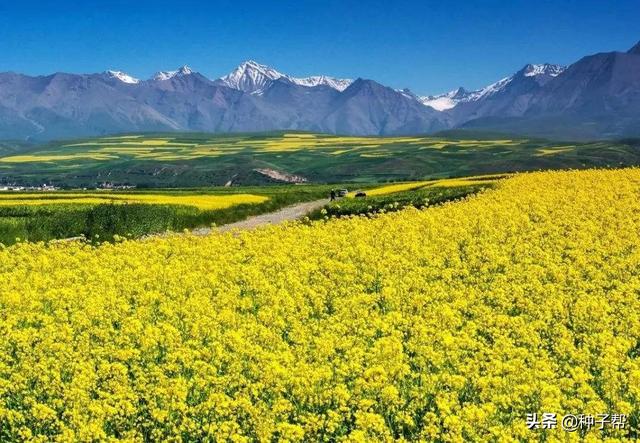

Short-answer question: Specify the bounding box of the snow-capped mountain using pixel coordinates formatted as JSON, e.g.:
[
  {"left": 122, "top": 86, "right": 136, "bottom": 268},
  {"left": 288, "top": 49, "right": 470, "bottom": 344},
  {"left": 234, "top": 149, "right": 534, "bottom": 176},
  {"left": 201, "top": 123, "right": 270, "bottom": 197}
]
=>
[
  {"left": 522, "top": 63, "right": 565, "bottom": 77},
  {"left": 152, "top": 65, "right": 194, "bottom": 81},
  {"left": 443, "top": 63, "right": 567, "bottom": 126},
  {"left": 291, "top": 75, "right": 353, "bottom": 91},
  {"left": 105, "top": 70, "right": 140, "bottom": 84},
  {"left": 421, "top": 78, "right": 514, "bottom": 111},
  {"left": 217, "top": 61, "right": 283, "bottom": 94},
  {"left": 0, "top": 42, "right": 638, "bottom": 141},
  {"left": 421, "top": 64, "right": 565, "bottom": 111},
  {"left": 217, "top": 60, "right": 352, "bottom": 93},
  {"left": 420, "top": 87, "right": 475, "bottom": 111},
  {"left": 0, "top": 62, "right": 443, "bottom": 140}
]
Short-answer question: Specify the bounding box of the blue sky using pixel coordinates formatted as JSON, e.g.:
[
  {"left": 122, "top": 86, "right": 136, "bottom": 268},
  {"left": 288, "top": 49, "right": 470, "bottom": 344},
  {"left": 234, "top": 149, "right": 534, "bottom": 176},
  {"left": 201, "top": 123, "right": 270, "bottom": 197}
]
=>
[{"left": 0, "top": 0, "right": 638, "bottom": 95}]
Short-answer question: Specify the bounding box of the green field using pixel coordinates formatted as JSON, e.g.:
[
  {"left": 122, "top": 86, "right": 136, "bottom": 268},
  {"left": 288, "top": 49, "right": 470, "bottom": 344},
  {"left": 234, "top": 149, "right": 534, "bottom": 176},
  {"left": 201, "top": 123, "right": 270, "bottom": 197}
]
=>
[
  {"left": 2, "top": 130, "right": 638, "bottom": 245},
  {"left": 310, "top": 176, "right": 502, "bottom": 219},
  {"left": 0, "top": 177, "right": 497, "bottom": 245},
  {"left": 0, "top": 185, "right": 341, "bottom": 245},
  {"left": 1, "top": 131, "right": 639, "bottom": 187}
]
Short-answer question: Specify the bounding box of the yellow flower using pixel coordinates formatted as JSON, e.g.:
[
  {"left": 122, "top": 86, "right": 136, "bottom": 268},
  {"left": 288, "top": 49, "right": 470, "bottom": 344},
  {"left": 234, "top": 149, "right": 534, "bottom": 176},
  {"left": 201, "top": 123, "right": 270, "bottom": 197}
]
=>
[{"left": 1, "top": 168, "right": 639, "bottom": 441}]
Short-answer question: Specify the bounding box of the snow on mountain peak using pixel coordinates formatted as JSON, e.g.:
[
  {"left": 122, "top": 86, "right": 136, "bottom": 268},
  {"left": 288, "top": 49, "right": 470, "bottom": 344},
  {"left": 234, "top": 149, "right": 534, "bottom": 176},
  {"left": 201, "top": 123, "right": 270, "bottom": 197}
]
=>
[
  {"left": 521, "top": 63, "right": 565, "bottom": 77},
  {"left": 152, "top": 65, "right": 194, "bottom": 81},
  {"left": 395, "top": 88, "right": 418, "bottom": 100},
  {"left": 219, "top": 60, "right": 286, "bottom": 93},
  {"left": 241, "top": 60, "right": 284, "bottom": 79},
  {"left": 105, "top": 70, "right": 139, "bottom": 84},
  {"left": 419, "top": 77, "right": 512, "bottom": 111},
  {"left": 475, "top": 76, "right": 513, "bottom": 97},
  {"left": 420, "top": 63, "right": 566, "bottom": 111},
  {"left": 219, "top": 60, "right": 353, "bottom": 93},
  {"left": 419, "top": 86, "right": 473, "bottom": 111},
  {"left": 291, "top": 75, "right": 353, "bottom": 91},
  {"left": 419, "top": 90, "right": 462, "bottom": 111}
]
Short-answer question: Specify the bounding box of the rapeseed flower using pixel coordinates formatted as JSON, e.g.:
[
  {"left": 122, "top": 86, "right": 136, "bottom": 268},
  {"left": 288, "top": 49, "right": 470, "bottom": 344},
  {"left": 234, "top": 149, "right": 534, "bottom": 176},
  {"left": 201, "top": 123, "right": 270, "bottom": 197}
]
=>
[{"left": 0, "top": 169, "right": 639, "bottom": 441}]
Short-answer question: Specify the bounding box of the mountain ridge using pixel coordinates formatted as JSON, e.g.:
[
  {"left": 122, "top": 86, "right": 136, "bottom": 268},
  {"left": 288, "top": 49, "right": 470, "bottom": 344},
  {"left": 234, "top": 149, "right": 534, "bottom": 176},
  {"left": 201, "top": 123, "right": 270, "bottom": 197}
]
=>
[
  {"left": 0, "top": 40, "right": 638, "bottom": 141},
  {"left": 215, "top": 60, "right": 353, "bottom": 94},
  {"left": 421, "top": 63, "right": 566, "bottom": 112},
  {"left": 0, "top": 63, "right": 434, "bottom": 140}
]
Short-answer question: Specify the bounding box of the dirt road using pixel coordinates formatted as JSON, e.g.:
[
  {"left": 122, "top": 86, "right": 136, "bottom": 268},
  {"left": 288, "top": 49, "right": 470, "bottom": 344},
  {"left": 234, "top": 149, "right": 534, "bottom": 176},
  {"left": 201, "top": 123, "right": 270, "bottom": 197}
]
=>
[{"left": 192, "top": 199, "right": 328, "bottom": 235}]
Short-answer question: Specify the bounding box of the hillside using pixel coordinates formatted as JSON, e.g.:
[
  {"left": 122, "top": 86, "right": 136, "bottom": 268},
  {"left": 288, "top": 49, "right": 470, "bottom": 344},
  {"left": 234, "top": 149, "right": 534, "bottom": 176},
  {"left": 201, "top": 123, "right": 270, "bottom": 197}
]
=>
[{"left": 1, "top": 132, "right": 639, "bottom": 188}]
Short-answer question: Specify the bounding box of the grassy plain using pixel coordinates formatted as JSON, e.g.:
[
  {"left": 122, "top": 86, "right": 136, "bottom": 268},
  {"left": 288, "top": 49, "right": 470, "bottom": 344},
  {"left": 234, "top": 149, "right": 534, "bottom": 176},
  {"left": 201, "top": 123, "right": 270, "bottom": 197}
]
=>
[
  {"left": 0, "top": 175, "right": 505, "bottom": 245},
  {"left": 1, "top": 131, "right": 639, "bottom": 187},
  {"left": 0, "top": 185, "right": 344, "bottom": 245}
]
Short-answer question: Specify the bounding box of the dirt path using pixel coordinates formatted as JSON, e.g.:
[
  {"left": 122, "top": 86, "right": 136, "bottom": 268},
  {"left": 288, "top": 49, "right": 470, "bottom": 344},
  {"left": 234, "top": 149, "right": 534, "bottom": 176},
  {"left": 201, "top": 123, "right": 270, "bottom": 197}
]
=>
[{"left": 191, "top": 199, "right": 328, "bottom": 235}]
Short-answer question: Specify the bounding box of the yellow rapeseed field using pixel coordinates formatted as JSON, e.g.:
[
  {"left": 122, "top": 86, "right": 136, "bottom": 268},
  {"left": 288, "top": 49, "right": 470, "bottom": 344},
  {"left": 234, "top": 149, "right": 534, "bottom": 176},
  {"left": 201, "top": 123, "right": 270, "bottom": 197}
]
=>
[
  {"left": 535, "top": 147, "right": 576, "bottom": 157},
  {"left": 0, "top": 193, "right": 268, "bottom": 210},
  {"left": 0, "top": 133, "right": 529, "bottom": 164},
  {"left": 354, "top": 182, "right": 431, "bottom": 197},
  {"left": 357, "top": 175, "right": 502, "bottom": 197},
  {"left": 1, "top": 169, "right": 639, "bottom": 441}
]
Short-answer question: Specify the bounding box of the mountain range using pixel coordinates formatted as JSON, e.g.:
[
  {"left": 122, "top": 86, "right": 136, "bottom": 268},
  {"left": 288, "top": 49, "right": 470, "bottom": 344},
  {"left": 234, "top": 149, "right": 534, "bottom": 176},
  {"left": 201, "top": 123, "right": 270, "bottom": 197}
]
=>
[
  {"left": 0, "top": 41, "right": 638, "bottom": 141},
  {"left": 420, "top": 64, "right": 566, "bottom": 111}
]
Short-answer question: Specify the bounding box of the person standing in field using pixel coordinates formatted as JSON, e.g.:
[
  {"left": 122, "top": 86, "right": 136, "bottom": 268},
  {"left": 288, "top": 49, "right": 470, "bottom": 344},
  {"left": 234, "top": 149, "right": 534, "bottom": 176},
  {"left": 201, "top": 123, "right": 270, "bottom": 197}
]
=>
[{"left": 330, "top": 190, "right": 336, "bottom": 201}]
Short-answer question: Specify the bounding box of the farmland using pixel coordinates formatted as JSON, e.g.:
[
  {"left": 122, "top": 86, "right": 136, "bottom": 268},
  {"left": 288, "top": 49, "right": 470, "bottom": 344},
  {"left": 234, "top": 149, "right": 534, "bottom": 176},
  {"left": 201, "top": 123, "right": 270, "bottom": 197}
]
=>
[
  {"left": 0, "top": 192, "right": 268, "bottom": 209},
  {"left": 0, "top": 177, "right": 495, "bottom": 245},
  {"left": 0, "top": 185, "right": 340, "bottom": 245},
  {"left": 311, "top": 175, "right": 502, "bottom": 219},
  {"left": 1, "top": 131, "right": 639, "bottom": 187},
  {"left": 1, "top": 168, "right": 639, "bottom": 440},
  {"left": 2, "top": 131, "right": 640, "bottom": 440}
]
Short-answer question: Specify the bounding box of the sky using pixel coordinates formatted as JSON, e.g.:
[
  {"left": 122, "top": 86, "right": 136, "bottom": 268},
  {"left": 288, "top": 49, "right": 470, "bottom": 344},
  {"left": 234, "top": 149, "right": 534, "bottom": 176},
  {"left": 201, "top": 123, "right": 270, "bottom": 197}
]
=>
[{"left": 0, "top": 0, "right": 638, "bottom": 95}]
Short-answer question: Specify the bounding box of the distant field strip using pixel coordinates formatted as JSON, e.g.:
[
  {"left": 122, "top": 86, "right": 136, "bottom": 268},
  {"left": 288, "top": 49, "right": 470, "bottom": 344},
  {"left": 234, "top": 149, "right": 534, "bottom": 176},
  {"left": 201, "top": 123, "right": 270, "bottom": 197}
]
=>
[
  {"left": 425, "top": 175, "right": 508, "bottom": 187},
  {"left": 361, "top": 181, "right": 432, "bottom": 196},
  {"left": 535, "top": 146, "right": 576, "bottom": 156},
  {"left": 1, "top": 132, "right": 633, "bottom": 188},
  {"left": 356, "top": 174, "right": 506, "bottom": 197},
  {"left": 0, "top": 193, "right": 268, "bottom": 210},
  {"left": 0, "top": 133, "right": 541, "bottom": 163}
]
